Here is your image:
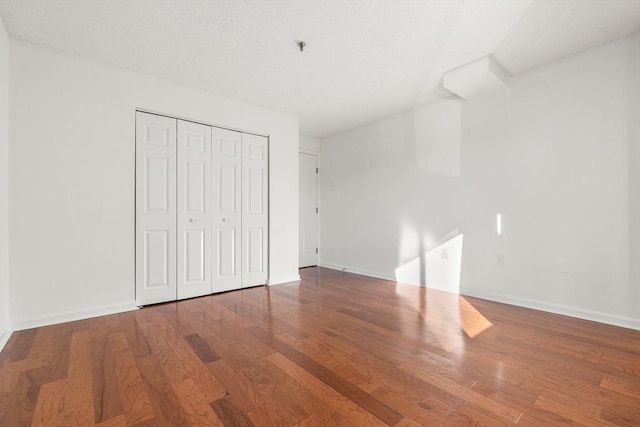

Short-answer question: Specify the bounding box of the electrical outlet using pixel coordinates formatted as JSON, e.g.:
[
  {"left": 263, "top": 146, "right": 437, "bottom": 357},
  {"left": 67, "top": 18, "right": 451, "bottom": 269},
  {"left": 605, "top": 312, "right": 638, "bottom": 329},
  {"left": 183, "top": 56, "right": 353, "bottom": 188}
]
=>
[{"left": 496, "top": 254, "right": 504, "bottom": 267}]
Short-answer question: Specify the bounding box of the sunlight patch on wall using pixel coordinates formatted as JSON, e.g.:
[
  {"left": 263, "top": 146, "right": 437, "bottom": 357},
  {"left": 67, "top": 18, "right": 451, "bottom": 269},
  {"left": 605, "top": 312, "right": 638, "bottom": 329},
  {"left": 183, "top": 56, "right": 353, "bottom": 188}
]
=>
[
  {"left": 394, "top": 257, "right": 422, "bottom": 287},
  {"left": 425, "top": 233, "right": 464, "bottom": 294},
  {"left": 394, "top": 230, "right": 463, "bottom": 294},
  {"left": 396, "top": 221, "right": 423, "bottom": 275}
]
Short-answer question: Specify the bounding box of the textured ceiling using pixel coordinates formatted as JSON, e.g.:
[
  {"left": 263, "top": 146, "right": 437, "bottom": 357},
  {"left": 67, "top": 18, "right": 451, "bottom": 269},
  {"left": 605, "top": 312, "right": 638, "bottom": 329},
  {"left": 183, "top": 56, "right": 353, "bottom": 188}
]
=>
[{"left": 1, "top": 0, "right": 639, "bottom": 138}]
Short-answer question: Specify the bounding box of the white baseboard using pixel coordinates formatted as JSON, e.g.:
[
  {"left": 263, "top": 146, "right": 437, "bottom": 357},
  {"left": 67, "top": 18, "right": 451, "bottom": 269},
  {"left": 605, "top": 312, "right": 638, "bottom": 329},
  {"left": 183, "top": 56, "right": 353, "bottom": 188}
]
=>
[
  {"left": 268, "top": 275, "right": 301, "bottom": 286},
  {"left": 11, "top": 301, "right": 139, "bottom": 331},
  {"left": 319, "top": 262, "right": 396, "bottom": 282},
  {"left": 0, "top": 327, "right": 12, "bottom": 353},
  {"left": 461, "top": 288, "right": 640, "bottom": 331}
]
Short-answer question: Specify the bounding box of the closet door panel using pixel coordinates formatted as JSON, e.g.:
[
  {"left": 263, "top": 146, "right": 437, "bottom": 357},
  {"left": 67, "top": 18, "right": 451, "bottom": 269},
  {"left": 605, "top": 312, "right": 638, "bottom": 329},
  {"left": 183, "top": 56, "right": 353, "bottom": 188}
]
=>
[
  {"left": 217, "top": 228, "right": 237, "bottom": 276},
  {"left": 212, "top": 127, "right": 242, "bottom": 292},
  {"left": 242, "top": 133, "right": 269, "bottom": 287},
  {"left": 135, "top": 112, "right": 177, "bottom": 305},
  {"left": 177, "top": 120, "right": 212, "bottom": 299}
]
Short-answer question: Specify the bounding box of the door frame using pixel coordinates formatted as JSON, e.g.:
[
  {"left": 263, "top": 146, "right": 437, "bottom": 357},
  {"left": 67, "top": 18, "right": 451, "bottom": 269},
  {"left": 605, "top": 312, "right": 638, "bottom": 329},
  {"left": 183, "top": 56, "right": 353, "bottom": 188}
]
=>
[{"left": 134, "top": 109, "right": 271, "bottom": 305}]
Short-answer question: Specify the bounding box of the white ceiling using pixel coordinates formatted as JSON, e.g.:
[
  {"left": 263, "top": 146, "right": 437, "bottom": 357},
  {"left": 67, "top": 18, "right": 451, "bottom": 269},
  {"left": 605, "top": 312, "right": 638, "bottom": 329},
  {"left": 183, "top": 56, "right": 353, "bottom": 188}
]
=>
[{"left": 1, "top": 0, "right": 639, "bottom": 138}]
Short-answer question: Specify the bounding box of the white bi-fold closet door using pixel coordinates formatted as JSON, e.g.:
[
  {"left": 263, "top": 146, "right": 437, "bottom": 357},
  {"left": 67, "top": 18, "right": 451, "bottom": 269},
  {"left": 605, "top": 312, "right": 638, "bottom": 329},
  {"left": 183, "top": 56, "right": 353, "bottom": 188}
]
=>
[
  {"left": 211, "top": 128, "right": 270, "bottom": 291},
  {"left": 136, "top": 112, "right": 268, "bottom": 306}
]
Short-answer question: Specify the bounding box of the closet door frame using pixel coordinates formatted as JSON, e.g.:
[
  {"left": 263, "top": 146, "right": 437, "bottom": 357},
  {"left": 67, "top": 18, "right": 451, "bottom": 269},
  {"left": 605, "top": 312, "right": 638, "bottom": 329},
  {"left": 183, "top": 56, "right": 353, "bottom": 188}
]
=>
[{"left": 135, "top": 110, "right": 270, "bottom": 306}]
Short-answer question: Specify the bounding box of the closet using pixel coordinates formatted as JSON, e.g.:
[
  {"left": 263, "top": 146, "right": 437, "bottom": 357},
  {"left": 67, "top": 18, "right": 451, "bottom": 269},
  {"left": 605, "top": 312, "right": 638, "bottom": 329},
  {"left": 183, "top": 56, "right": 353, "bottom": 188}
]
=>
[{"left": 135, "top": 111, "right": 268, "bottom": 306}]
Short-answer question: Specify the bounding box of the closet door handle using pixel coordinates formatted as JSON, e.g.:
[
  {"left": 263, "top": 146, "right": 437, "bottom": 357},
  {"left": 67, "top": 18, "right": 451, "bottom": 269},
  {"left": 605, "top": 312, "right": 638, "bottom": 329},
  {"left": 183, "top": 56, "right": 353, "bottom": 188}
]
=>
[
  {"left": 222, "top": 217, "right": 229, "bottom": 222},
  {"left": 188, "top": 218, "right": 197, "bottom": 223}
]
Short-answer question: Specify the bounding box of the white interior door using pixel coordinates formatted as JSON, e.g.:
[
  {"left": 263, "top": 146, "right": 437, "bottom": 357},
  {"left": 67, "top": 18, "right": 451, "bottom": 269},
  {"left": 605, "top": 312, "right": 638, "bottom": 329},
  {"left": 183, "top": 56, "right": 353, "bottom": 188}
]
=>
[
  {"left": 177, "top": 120, "right": 212, "bottom": 299},
  {"left": 242, "top": 134, "right": 269, "bottom": 287},
  {"left": 135, "top": 112, "right": 177, "bottom": 305},
  {"left": 299, "top": 152, "right": 318, "bottom": 267},
  {"left": 212, "top": 127, "right": 242, "bottom": 292}
]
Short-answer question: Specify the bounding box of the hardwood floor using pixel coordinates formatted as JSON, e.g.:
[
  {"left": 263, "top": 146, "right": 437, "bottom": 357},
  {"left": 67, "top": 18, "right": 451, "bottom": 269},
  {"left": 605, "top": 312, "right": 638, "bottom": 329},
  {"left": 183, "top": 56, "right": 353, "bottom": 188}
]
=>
[{"left": 1, "top": 267, "right": 639, "bottom": 426}]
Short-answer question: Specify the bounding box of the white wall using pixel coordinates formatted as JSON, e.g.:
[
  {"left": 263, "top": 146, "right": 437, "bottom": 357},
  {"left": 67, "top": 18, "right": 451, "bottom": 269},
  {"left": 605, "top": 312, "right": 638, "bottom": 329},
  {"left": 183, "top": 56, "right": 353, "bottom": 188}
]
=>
[
  {"left": 0, "top": 17, "right": 10, "bottom": 349},
  {"left": 9, "top": 40, "right": 300, "bottom": 330},
  {"left": 300, "top": 135, "right": 321, "bottom": 153},
  {"left": 321, "top": 33, "right": 640, "bottom": 329}
]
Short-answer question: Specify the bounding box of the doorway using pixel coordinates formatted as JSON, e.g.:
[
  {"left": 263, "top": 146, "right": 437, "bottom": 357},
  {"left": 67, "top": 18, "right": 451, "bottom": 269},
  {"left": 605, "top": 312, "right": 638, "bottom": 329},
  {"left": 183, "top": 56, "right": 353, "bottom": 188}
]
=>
[{"left": 299, "top": 152, "right": 318, "bottom": 267}]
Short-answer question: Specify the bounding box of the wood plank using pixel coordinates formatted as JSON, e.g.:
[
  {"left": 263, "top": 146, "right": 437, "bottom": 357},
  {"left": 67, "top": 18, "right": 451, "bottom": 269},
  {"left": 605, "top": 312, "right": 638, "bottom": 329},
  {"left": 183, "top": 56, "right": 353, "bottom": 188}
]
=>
[
  {"left": 185, "top": 333, "right": 220, "bottom": 363},
  {"left": 248, "top": 403, "right": 298, "bottom": 427},
  {"left": 210, "top": 396, "right": 256, "bottom": 427},
  {"left": 135, "top": 355, "right": 189, "bottom": 426},
  {"left": 394, "top": 417, "right": 423, "bottom": 427},
  {"left": 66, "top": 331, "right": 94, "bottom": 408},
  {"left": 172, "top": 378, "right": 224, "bottom": 426},
  {"left": 90, "top": 334, "right": 123, "bottom": 423},
  {"left": 95, "top": 414, "right": 126, "bottom": 427},
  {"left": 207, "top": 358, "right": 264, "bottom": 412},
  {"left": 118, "top": 312, "right": 151, "bottom": 358},
  {"left": 533, "top": 394, "right": 617, "bottom": 427},
  {"left": 109, "top": 331, "right": 155, "bottom": 425}
]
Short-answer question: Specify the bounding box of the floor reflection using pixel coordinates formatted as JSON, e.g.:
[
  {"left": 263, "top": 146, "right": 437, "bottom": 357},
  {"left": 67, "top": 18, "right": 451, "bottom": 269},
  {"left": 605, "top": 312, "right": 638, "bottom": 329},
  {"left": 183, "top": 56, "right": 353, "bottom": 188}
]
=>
[{"left": 395, "top": 283, "right": 492, "bottom": 352}]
